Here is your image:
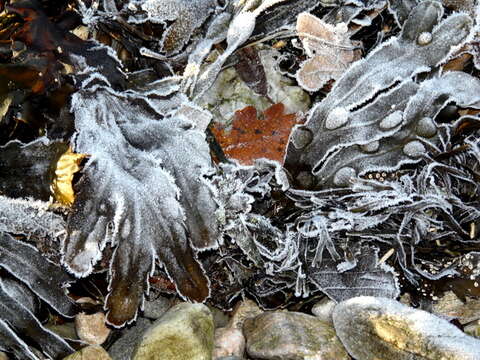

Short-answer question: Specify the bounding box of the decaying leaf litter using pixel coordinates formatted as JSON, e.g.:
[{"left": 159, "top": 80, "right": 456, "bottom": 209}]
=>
[{"left": 0, "top": 0, "right": 480, "bottom": 358}]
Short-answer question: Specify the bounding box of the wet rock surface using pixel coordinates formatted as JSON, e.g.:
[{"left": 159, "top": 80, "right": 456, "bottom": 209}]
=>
[
  {"left": 75, "top": 312, "right": 111, "bottom": 345},
  {"left": 213, "top": 327, "right": 245, "bottom": 359},
  {"left": 108, "top": 318, "right": 153, "bottom": 360},
  {"left": 132, "top": 303, "right": 214, "bottom": 360},
  {"left": 333, "top": 296, "right": 480, "bottom": 360},
  {"left": 243, "top": 311, "right": 349, "bottom": 360},
  {"left": 63, "top": 345, "right": 112, "bottom": 360}
]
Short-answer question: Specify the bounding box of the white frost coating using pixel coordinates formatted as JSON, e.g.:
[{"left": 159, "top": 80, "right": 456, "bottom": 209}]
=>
[
  {"left": 417, "top": 31, "right": 433, "bottom": 45},
  {"left": 333, "top": 167, "right": 357, "bottom": 186},
  {"left": 403, "top": 140, "right": 426, "bottom": 158},
  {"left": 325, "top": 107, "right": 350, "bottom": 130},
  {"left": 359, "top": 140, "right": 380, "bottom": 153},
  {"left": 192, "top": 10, "right": 257, "bottom": 99},
  {"left": 416, "top": 117, "right": 437, "bottom": 138},
  {"left": 379, "top": 111, "right": 403, "bottom": 130},
  {"left": 0, "top": 195, "right": 66, "bottom": 239},
  {"left": 226, "top": 11, "right": 256, "bottom": 46}
]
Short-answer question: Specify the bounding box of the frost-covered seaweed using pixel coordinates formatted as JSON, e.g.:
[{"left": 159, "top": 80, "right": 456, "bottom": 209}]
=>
[
  {"left": 285, "top": 0, "right": 476, "bottom": 189},
  {"left": 0, "top": 233, "right": 76, "bottom": 359},
  {"left": 64, "top": 67, "right": 221, "bottom": 326}
]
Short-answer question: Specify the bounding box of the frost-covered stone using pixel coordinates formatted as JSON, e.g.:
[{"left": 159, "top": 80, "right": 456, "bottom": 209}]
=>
[
  {"left": 244, "top": 311, "right": 349, "bottom": 360},
  {"left": 333, "top": 296, "right": 480, "bottom": 360},
  {"left": 311, "top": 297, "right": 336, "bottom": 324},
  {"left": 132, "top": 303, "right": 214, "bottom": 360}
]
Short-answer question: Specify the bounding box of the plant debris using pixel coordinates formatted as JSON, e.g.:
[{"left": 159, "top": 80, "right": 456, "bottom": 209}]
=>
[{"left": 0, "top": 0, "right": 480, "bottom": 358}]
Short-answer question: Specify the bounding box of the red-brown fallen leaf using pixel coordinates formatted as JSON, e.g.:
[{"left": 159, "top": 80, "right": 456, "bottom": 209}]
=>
[{"left": 211, "top": 103, "right": 300, "bottom": 165}]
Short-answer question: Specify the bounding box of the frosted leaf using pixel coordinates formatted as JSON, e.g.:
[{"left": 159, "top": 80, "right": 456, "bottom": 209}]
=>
[
  {"left": 309, "top": 246, "right": 400, "bottom": 302},
  {"left": 0, "top": 196, "right": 66, "bottom": 240},
  {"left": 285, "top": 1, "right": 476, "bottom": 189},
  {"left": 0, "top": 138, "right": 68, "bottom": 201},
  {"left": 0, "top": 233, "right": 76, "bottom": 317},
  {"left": 63, "top": 78, "right": 220, "bottom": 327},
  {"left": 135, "top": 0, "right": 218, "bottom": 55},
  {"left": 0, "top": 277, "right": 74, "bottom": 359},
  {"left": 192, "top": 10, "right": 257, "bottom": 99},
  {"left": 333, "top": 167, "right": 357, "bottom": 187},
  {"left": 296, "top": 13, "right": 361, "bottom": 92},
  {"left": 388, "top": 0, "right": 418, "bottom": 26}
]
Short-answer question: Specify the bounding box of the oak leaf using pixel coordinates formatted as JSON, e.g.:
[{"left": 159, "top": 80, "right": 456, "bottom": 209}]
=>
[
  {"left": 211, "top": 103, "right": 299, "bottom": 165},
  {"left": 296, "top": 12, "right": 361, "bottom": 92}
]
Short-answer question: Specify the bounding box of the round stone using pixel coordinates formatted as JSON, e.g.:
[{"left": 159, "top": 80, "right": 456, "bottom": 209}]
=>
[
  {"left": 333, "top": 167, "right": 357, "bottom": 187},
  {"left": 403, "top": 140, "right": 426, "bottom": 158},
  {"left": 359, "top": 140, "right": 380, "bottom": 153},
  {"left": 291, "top": 127, "right": 313, "bottom": 149},
  {"left": 416, "top": 117, "right": 437, "bottom": 138},
  {"left": 417, "top": 32, "right": 433, "bottom": 45},
  {"left": 325, "top": 107, "right": 350, "bottom": 130},
  {"left": 379, "top": 111, "right": 403, "bottom": 130}
]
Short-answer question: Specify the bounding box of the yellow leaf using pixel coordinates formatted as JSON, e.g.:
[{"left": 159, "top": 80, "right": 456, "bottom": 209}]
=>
[{"left": 51, "top": 147, "right": 86, "bottom": 206}]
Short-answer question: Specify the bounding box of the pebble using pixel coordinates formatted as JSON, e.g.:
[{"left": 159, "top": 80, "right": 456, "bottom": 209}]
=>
[
  {"left": 432, "top": 291, "right": 480, "bottom": 324},
  {"left": 333, "top": 296, "right": 480, "bottom": 360},
  {"left": 311, "top": 297, "right": 336, "bottom": 324},
  {"left": 62, "top": 345, "right": 112, "bottom": 360},
  {"left": 228, "top": 299, "right": 263, "bottom": 330},
  {"left": 132, "top": 303, "right": 214, "bottom": 360},
  {"left": 243, "top": 311, "right": 349, "bottom": 360},
  {"left": 75, "top": 312, "right": 111, "bottom": 345},
  {"left": 213, "top": 327, "right": 245, "bottom": 359},
  {"left": 209, "top": 306, "right": 230, "bottom": 329},
  {"left": 109, "top": 318, "right": 152, "bottom": 360}
]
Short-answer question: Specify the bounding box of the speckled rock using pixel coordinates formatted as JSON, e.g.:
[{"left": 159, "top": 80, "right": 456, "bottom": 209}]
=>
[
  {"left": 432, "top": 291, "right": 480, "bottom": 324},
  {"left": 209, "top": 306, "right": 230, "bottom": 328},
  {"left": 132, "top": 303, "right": 214, "bottom": 360},
  {"left": 243, "top": 311, "right": 349, "bottom": 360},
  {"left": 213, "top": 327, "right": 245, "bottom": 359},
  {"left": 109, "top": 318, "right": 152, "bottom": 360},
  {"left": 75, "top": 312, "right": 110, "bottom": 345},
  {"left": 142, "top": 296, "right": 171, "bottom": 319},
  {"left": 311, "top": 298, "right": 336, "bottom": 324},
  {"left": 228, "top": 299, "right": 263, "bottom": 330},
  {"left": 63, "top": 345, "right": 112, "bottom": 360},
  {"left": 333, "top": 296, "right": 480, "bottom": 360}
]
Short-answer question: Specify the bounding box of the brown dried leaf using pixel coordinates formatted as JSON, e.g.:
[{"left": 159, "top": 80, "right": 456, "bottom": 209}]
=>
[
  {"left": 234, "top": 46, "right": 268, "bottom": 97},
  {"left": 211, "top": 103, "right": 299, "bottom": 165}
]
